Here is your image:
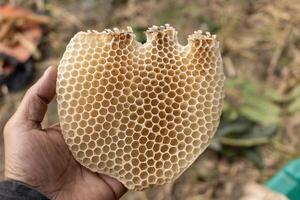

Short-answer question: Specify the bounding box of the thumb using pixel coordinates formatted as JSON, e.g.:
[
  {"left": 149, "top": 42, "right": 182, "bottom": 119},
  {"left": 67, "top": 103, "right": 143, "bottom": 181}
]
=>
[{"left": 11, "top": 66, "right": 57, "bottom": 130}]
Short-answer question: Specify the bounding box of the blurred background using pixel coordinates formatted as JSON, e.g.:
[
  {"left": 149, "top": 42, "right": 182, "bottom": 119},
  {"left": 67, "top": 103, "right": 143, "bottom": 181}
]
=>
[{"left": 0, "top": 0, "right": 300, "bottom": 199}]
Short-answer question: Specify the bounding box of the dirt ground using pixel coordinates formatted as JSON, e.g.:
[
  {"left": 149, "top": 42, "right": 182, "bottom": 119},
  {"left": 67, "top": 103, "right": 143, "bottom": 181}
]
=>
[{"left": 0, "top": 0, "right": 300, "bottom": 199}]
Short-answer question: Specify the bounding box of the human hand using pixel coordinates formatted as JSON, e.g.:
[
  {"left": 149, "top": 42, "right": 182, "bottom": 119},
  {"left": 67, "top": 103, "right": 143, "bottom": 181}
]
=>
[{"left": 3, "top": 66, "right": 127, "bottom": 200}]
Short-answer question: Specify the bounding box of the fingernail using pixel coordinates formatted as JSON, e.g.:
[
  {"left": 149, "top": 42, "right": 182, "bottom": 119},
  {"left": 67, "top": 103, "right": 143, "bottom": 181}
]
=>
[
  {"left": 43, "top": 66, "right": 55, "bottom": 78},
  {"left": 43, "top": 67, "right": 50, "bottom": 77}
]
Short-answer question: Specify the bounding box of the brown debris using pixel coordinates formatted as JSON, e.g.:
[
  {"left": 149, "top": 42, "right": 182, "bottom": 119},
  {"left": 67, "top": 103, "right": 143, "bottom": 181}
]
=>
[{"left": 0, "top": 5, "right": 49, "bottom": 61}]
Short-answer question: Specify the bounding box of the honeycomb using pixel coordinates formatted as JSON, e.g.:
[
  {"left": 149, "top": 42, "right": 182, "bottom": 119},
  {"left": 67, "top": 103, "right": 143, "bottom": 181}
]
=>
[{"left": 56, "top": 24, "right": 225, "bottom": 190}]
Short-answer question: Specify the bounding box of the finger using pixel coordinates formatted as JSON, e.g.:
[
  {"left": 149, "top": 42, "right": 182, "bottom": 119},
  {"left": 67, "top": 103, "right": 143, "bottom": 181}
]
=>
[
  {"left": 100, "top": 174, "right": 127, "bottom": 199},
  {"left": 12, "top": 66, "right": 57, "bottom": 129}
]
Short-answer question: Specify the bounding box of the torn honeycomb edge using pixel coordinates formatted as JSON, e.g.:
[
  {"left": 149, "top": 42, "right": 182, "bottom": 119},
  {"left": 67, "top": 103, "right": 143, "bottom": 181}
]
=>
[{"left": 72, "top": 24, "right": 219, "bottom": 51}]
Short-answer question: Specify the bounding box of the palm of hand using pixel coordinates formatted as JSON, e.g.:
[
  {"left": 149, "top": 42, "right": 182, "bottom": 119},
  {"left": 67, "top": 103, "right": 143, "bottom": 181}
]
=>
[
  {"left": 4, "top": 67, "right": 126, "bottom": 200},
  {"left": 5, "top": 124, "right": 121, "bottom": 200}
]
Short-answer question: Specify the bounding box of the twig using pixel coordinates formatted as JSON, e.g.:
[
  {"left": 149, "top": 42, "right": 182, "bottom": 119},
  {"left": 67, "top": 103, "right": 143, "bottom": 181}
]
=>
[
  {"left": 272, "top": 140, "right": 298, "bottom": 157},
  {"left": 220, "top": 137, "right": 271, "bottom": 147},
  {"left": 0, "top": 8, "right": 50, "bottom": 24},
  {"left": 15, "top": 33, "right": 41, "bottom": 59},
  {"left": 223, "top": 56, "right": 236, "bottom": 78},
  {"left": 21, "top": 13, "right": 50, "bottom": 24},
  {"left": 267, "top": 25, "right": 292, "bottom": 76},
  {"left": 0, "top": 18, "right": 14, "bottom": 41}
]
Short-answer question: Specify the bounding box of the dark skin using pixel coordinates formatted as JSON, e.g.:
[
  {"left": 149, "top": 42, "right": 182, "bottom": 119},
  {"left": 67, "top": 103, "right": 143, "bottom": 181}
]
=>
[{"left": 3, "top": 66, "right": 127, "bottom": 200}]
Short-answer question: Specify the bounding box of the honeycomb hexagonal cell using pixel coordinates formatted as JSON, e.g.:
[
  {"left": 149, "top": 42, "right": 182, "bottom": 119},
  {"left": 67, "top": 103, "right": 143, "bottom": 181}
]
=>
[{"left": 57, "top": 24, "right": 225, "bottom": 191}]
